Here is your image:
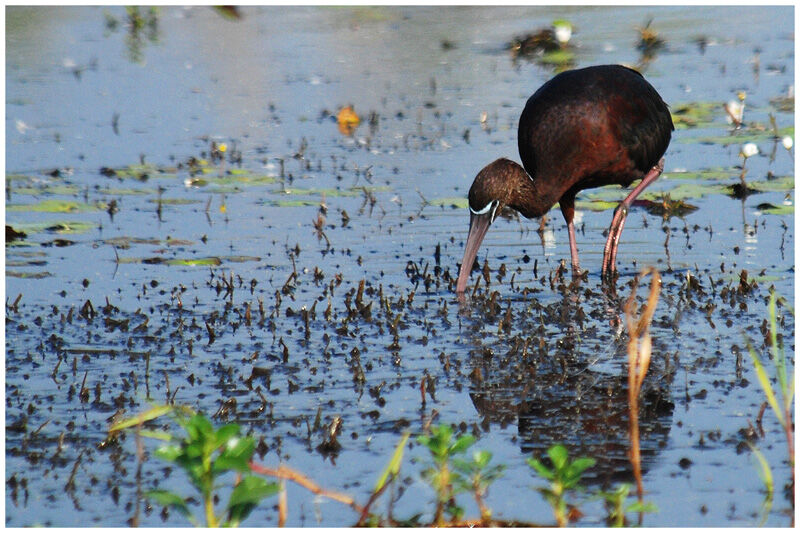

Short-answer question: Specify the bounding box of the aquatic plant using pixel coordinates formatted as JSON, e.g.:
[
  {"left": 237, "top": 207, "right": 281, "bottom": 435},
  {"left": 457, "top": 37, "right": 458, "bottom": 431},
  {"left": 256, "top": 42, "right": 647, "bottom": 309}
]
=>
[
  {"left": 744, "top": 292, "right": 795, "bottom": 495},
  {"left": 110, "top": 407, "right": 279, "bottom": 527},
  {"left": 452, "top": 449, "right": 506, "bottom": 523},
  {"left": 528, "top": 443, "right": 596, "bottom": 527},
  {"left": 596, "top": 482, "right": 658, "bottom": 527},
  {"left": 624, "top": 268, "right": 661, "bottom": 505},
  {"left": 746, "top": 442, "right": 774, "bottom": 525},
  {"left": 416, "top": 424, "right": 477, "bottom": 525}
]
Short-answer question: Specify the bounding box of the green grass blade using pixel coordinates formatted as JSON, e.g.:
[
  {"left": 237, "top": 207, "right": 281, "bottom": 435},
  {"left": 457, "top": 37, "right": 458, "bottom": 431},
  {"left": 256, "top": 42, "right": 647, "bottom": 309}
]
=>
[
  {"left": 767, "top": 294, "right": 785, "bottom": 390},
  {"left": 745, "top": 341, "right": 784, "bottom": 425},
  {"left": 146, "top": 489, "right": 193, "bottom": 519},
  {"left": 374, "top": 432, "right": 410, "bottom": 493},
  {"left": 138, "top": 429, "right": 174, "bottom": 441},
  {"left": 109, "top": 404, "right": 174, "bottom": 432},
  {"left": 747, "top": 443, "right": 774, "bottom": 497}
]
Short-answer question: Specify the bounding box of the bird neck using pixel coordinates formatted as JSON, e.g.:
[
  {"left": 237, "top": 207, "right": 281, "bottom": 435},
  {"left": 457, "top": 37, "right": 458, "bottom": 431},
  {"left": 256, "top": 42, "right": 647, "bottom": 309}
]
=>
[{"left": 508, "top": 167, "right": 560, "bottom": 219}]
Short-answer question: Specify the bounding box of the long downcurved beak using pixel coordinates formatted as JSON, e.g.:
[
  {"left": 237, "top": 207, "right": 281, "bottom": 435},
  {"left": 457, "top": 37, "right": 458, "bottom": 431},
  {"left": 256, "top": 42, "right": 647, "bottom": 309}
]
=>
[{"left": 456, "top": 212, "right": 492, "bottom": 293}]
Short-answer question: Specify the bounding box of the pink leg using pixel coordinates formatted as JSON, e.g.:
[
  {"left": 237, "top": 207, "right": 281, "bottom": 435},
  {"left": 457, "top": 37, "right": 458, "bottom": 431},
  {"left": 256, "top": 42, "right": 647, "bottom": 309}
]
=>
[
  {"left": 559, "top": 196, "right": 581, "bottom": 275},
  {"left": 602, "top": 158, "right": 665, "bottom": 277}
]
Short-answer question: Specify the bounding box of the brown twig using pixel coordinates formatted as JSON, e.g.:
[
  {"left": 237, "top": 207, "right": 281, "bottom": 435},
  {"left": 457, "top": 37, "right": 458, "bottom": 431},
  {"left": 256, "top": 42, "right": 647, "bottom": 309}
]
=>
[
  {"left": 278, "top": 480, "right": 287, "bottom": 527},
  {"left": 355, "top": 473, "right": 394, "bottom": 526},
  {"left": 249, "top": 461, "right": 365, "bottom": 515}
]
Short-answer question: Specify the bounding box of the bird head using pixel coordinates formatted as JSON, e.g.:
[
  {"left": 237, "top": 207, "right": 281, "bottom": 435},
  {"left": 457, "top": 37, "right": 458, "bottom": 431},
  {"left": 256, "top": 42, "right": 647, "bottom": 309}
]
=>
[{"left": 456, "top": 159, "right": 521, "bottom": 293}]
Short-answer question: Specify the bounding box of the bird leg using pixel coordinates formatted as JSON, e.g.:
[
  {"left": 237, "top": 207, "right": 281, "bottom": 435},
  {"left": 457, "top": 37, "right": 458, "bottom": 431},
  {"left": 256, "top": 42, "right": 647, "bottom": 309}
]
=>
[
  {"left": 602, "top": 158, "right": 665, "bottom": 277},
  {"left": 559, "top": 196, "right": 582, "bottom": 276}
]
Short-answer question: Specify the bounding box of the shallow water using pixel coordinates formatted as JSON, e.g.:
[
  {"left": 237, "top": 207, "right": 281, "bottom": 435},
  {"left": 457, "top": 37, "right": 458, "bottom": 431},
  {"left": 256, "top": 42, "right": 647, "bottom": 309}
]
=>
[{"left": 5, "top": 6, "right": 795, "bottom": 527}]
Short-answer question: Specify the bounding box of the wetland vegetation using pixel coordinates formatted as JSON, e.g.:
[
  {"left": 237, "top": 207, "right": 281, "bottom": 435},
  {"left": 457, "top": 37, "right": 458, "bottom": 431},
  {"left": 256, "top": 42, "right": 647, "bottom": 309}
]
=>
[{"left": 5, "top": 5, "right": 795, "bottom": 527}]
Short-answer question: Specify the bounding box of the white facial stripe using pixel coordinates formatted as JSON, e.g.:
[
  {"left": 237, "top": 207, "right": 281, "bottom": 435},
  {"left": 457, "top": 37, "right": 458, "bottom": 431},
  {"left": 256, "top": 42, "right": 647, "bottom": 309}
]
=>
[
  {"left": 470, "top": 200, "right": 495, "bottom": 216},
  {"left": 469, "top": 200, "right": 500, "bottom": 223}
]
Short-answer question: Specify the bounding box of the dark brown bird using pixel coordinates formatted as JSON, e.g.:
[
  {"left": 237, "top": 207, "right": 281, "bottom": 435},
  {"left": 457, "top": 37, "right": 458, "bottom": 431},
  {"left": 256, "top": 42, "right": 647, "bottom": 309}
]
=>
[{"left": 456, "top": 64, "right": 673, "bottom": 293}]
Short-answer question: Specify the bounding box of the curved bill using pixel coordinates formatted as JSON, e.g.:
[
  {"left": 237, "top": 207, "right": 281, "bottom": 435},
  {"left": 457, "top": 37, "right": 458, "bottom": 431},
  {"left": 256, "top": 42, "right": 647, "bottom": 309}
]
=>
[{"left": 455, "top": 212, "right": 493, "bottom": 293}]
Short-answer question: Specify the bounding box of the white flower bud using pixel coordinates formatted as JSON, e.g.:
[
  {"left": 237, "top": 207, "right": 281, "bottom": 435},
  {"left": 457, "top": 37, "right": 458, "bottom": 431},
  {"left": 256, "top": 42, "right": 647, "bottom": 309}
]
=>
[
  {"left": 741, "top": 143, "right": 759, "bottom": 159},
  {"left": 554, "top": 24, "right": 572, "bottom": 45}
]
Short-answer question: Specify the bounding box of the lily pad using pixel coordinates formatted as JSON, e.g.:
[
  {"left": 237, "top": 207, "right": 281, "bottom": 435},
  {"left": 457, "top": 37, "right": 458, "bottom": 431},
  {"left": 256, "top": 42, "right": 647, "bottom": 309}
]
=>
[
  {"left": 749, "top": 175, "right": 794, "bottom": 192},
  {"left": 116, "top": 255, "right": 260, "bottom": 266},
  {"left": 148, "top": 198, "right": 203, "bottom": 205},
  {"left": 275, "top": 186, "right": 385, "bottom": 197},
  {"left": 105, "top": 163, "right": 178, "bottom": 180},
  {"left": 574, "top": 199, "right": 620, "bottom": 212},
  {"left": 7, "top": 259, "right": 48, "bottom": 267},
  {"left": 165, "top": 257, "right": 223, "bottom": 266},
  {"left": 643, "top": 182, "right": 728, "bottom": 201},
  {"left": 104, "top": 236, "right": 162, "bottom": 248},
  {"left": 269, "top": 199, "right": 321, "bottom": 207},
  {"left": 670, "top": 101, "right": 720, "bottom": 129},
  {"left": 755, "top": 202, "right": 794, "bottom": 215},
  {"left": 7, "top": 270, "right": 52, "bottom": 279},
  {"left": 537, "top": 49, "right": 575, "bottom": 66},
  {"left": 12, "top": 184, "right": 82, "bottom": 196},
  {"left": 680, "top": 125, "right": 794, "bottom": 146},
  {"left": 12, "top": 221, "right": 98, "bottom": 235},
  {"left": 634, "top": 198, "right": 699, "bottom": 218},
  {"left": 96, "top": 187, "right": 155, "bottom": 195},
  {"left": 666, "top": 168, "right": 736, "bottom": 181},
  {"left": 223, "top": 255, "right": 261, "bottom": 263},
  {"left": 117, "top": 256, "right": 222, "bottom": 266},
  {"left": 429, "top": 197, "right": 468, "bottom": 209},
  {"left": 6, "top": 200, "right": 106, "bottom": 213}
]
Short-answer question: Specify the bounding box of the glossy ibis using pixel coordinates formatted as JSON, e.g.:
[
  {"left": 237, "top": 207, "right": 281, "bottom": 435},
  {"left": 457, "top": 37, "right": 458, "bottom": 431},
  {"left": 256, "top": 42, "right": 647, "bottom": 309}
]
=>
[{"left": 455, "top": 64, "right": 673, "bottom": 293}]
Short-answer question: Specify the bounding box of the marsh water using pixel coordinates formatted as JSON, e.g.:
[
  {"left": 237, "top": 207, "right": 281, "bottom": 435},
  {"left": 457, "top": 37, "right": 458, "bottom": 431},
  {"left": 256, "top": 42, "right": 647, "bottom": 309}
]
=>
[{"left": 5, "top": 6, "right": 795, "bottom": 527}]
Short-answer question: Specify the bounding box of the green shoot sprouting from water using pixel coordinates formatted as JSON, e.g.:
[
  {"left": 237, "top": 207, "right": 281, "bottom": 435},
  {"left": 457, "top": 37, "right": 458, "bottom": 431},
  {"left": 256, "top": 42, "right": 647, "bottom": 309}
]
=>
[
  {"left": 596, "top": 483, "right": 658, "bottom": 527},
  {"left": 745, "top": 291, "right": 795, "bottom": 487},
  {"left": 528, "top": 443, "right": 596, "bottom": 526},
  {"left": 110, "top": 407, "right": 279, "bottom": 527},
  {"left": 416, "top": 424, "right": 476, "bottom": 526}
]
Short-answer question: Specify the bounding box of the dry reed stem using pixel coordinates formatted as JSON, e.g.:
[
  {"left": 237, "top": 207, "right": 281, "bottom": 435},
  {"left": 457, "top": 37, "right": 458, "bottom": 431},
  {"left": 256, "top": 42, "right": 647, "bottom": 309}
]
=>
[
  {"left": 624, "top": 268, "right": 661, "bottom": 504},
  {"left": 249, "top": 462, "right": 366, "bottom": 515},
  {"left": 278, "top": 479, "right": 287, "bottom": 527}
]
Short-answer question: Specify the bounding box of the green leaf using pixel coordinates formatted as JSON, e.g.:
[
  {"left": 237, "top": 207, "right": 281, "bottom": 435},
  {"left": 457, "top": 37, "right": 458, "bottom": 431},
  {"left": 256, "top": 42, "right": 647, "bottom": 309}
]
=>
[
  {"left": 527, "top": 458, "right": 554, "bottom": 480},
  {"left": 215, "top": 437, "right": 255, "bottom": 473},
  {"left": 6, "top": 199, "right": 105, "bottom": 213},
  {"left": 627, "top": 500, "right": 659, "bottom": 514},
  {"left": 547, "top": 444, "right": 569, "bottom": 471},
  {"left": 429, "top": 197, "right": 468, "bottom": 209},
  {"left": 767, "top": 293, "right": 787, "bottom": 394},
  {"left": 137, "top": 429, "right": 175, "bottom": 441},
  {"left": 567, "top": 457, "right": 596, "bottom": 479},
  {"left": 153, "top": 444, "right": 183, "bottom": 463},
  {"left": 185, "top": 414, "right": 215, "bottom": 442},
  {"left": 472, "top": 450, "right": 492, "bottom": 469},
  {"left": 538, "top": 49, "right": 575, "bottom": 66},
  {"left": 146, "top": 489, "right": 193, "bottom": 519},
  {"left": 449, "top": 434, "right": 476, "bottom": 455},
  {"left": 374, "top": 432, "right": 410, "bottom": 493},
  {"left": 756, "top": 203, "right": 794, "bottom": 216},
  {"left": 745, "top": 340, "right": 784, "bottom": 425},
  {"left": 574, "top": 199, "right": 620, "bottom": 212},
  {"left": 226, "top": 475, "right": 280, "bottom": 526},
  {"left": 165, "top": 257, "right": 223, "bottom": 267},
  {"left": 213, "top": 424, "right": 241, "bottom": 447},
  {"left": 109, "top": 404, "right": 174, "bottom": 432},
  {"left": 12, "top": 220, "right": 98, "bottom": 235}
]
